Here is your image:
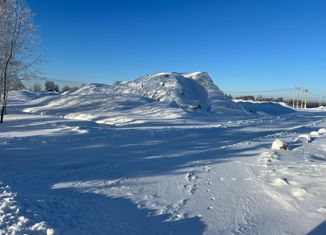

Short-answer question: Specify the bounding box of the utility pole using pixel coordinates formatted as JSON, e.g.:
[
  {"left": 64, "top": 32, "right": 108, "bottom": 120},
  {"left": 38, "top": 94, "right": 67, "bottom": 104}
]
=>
[
  {"left": 304, "top": 89, "right": 308, "bottom": 109},
  {"left": 293, "top": 87, "right": 296, "bottom": 108},
  {"left": 296, "top": 87, "right": 300, "bottom": 108},
  {"left": 300, "top": 88, "right": 304, "bottom": 108}
]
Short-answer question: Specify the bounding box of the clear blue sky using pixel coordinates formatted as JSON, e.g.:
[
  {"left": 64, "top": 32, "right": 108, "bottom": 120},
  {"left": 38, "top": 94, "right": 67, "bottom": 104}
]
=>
[{"left": 28, "top": 0, "right": 326, "bottom": 95}]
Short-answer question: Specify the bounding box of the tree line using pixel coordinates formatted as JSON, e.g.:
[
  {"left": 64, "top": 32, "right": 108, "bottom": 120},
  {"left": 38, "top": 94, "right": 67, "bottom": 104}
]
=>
[{"left": 33, "top": 81, "right": 80, "bottom": 93}]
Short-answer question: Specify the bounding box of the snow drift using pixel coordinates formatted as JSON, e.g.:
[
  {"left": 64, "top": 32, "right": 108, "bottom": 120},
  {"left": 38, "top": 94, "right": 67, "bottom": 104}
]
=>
[
  {"left": 23, "top": 72, "right": 249, "bottom": 125},
  {"left": 235, "top": 100, "right": 295, "bottom": 116}
]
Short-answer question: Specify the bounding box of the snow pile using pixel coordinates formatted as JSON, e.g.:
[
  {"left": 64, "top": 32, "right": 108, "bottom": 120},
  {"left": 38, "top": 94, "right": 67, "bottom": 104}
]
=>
[
  {"left": 234, "top": 100, "right": 295, "bottom": 116},
  {"left": 295, "top": 134, "right": 311, "bottom": 143},
  {"left": 271, "top": 139, "right": 288, "bottom": 150},
  {"left": 23, "top": 72, "right": 249, "bottom": 125},
  {"left": 310, "top": 131, "right": 320, "bottom": 138},
  {"left": 318, "top": 128, "right": 326, "bottom": 135}
]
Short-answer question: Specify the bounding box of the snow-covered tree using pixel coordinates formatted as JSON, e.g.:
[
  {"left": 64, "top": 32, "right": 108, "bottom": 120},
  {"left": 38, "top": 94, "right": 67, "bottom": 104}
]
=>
[
  {"left": 0, "top": 0, "right": 40, "bottom": 123},
  {"left": 45, "top": 81, "right": 59, "bottom": 92},
  {"left": 61, "top": 85, "right": 79, "bottom": 93},
  {"left": 32, "top": 82, "right": 41, "bottom": 92}
]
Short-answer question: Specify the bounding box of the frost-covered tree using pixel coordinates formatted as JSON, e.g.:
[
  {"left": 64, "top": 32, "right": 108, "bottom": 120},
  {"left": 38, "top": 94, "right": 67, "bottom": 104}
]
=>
[
  {"left": 45, "top": 80, "right": 59, "bottom": 92},
  {"left": 61, "top": 85, "right": 79, "bottom": 93},
  {"left": 0, "top": 76, "right": 25, "bottom": 91},
  {"left": 32, "top": 82, "right": 41, "bottom": 92},
  {"left": 0, "top": 0, "right": 40, "bottom": 123}
]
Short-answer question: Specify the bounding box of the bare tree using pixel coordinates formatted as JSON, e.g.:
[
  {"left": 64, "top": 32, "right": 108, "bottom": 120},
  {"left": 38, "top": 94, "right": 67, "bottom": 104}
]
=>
[{"left": 0, "top": 0, "right": 40, "bottom": 123}]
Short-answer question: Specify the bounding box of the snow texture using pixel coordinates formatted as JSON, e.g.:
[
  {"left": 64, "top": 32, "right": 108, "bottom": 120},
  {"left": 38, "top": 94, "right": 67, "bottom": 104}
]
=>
[{"left": 1, "top": 74, "right": 326, "bottom": 235}]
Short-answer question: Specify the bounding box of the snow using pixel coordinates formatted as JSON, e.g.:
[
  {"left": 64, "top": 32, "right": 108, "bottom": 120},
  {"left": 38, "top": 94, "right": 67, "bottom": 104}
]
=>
[
  {"left": 23, "top": 72, "right": 249, "bottom": 126},
  {"left": 0, "top": 183, "right": 53, "bottom": 234},
  {"left": 271, "top": 139, "right": 288, "bottom": 150},
  {"left": 2, "top": 74, "right": 326, "bottom": 234},
  {"left": 318, "top": 128, "right": 326, "bottom": 135},
  {"left": 295, "top": 134, "right": 312, "bottom": 143},
  {"left": 310, "top": 131, "right": 320, "bottom": 138},
  {"left": 234, "top": 99, "right": 295, "bottom": 116}
]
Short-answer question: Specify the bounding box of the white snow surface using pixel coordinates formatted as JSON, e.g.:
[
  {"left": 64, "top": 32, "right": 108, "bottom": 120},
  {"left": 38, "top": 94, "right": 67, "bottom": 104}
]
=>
[
  {"left": 2, "top": 79, "right": 326, "bottom": 234},
  {"left": 23, "top": 72, "right": 248, "bottom": 126}
]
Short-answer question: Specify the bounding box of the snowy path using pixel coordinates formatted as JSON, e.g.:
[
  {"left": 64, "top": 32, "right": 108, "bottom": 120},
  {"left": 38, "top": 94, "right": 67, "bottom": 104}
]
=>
[{"left": 1, "top": 105, "right": 326, "bottom": 234}]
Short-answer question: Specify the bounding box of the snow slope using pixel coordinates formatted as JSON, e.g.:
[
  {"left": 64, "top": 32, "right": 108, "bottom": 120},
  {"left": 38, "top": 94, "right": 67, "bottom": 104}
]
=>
[
  {"left": 235, "top": 100, "right": 296, "bottom": 116},
  {"left": 23, "top": 72, "right": 249, "bottom": 125}
]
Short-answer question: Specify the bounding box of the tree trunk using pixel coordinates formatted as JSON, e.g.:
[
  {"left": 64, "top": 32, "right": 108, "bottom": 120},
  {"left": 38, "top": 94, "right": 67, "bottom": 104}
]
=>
[
  {"left": 0, "top": 103, "right": 5, "bottom": 123},
  {"left": 0, "top": 90, "right": 6, "bottom": 123}
]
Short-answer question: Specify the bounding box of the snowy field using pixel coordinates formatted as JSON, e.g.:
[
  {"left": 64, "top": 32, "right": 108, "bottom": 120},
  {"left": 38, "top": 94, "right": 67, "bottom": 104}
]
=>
[{"left": 1, "top": 73, "right": 326, "bottom": 234}]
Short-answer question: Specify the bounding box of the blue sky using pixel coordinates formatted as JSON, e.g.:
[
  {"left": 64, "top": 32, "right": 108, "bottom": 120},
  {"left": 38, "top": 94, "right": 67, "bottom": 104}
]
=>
[{"left": 28, "top": 0, "right": 326, "bottom": 95}]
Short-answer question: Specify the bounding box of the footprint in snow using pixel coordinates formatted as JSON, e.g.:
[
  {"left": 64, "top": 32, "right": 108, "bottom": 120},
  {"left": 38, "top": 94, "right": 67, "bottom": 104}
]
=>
[
  {"left": 202, "top": 165, "right": 211, "bottom": 172},
  {"left": 186, "top": 171, "right": 197, "bottom": 182},
  {"left": 190, "top": 184, "right": 198, "bottom": 194}
]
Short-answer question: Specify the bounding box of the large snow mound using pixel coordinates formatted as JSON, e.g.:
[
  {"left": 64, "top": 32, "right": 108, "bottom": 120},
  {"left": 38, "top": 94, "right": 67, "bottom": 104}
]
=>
[{"left": 23, "top": 72, "right": 249, "bottom": 125}]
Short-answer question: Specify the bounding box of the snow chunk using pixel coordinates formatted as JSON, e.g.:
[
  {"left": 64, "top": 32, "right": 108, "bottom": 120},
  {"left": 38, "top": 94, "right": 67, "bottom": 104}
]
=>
[
  {"left": 318, "top": 128, "right": 326, "bottom": 135},
  {"left": 271, "top": 139, "right": 288, "bottom": 150},
  {"left": 295, "top": 134, "right": 311, "bottom": 143},
  {"left": 291, "top": 188, "right": 307, "bottom": 198},
  {"left": 310, "top": 131, "right": 320, "bottom": 138}
]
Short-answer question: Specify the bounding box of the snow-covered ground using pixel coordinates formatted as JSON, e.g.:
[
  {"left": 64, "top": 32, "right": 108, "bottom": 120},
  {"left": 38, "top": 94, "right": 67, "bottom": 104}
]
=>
[{"left": 1, "top": 73, "right": 326, "bottom": 234}]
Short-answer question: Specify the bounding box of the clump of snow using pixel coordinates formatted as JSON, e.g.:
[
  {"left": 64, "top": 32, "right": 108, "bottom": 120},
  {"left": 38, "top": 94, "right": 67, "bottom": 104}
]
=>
[
  {"left": 295, "top": 134, "right": 311, "bottom": 143},
  {"left": 310, "top": 131, "right": 320, "bottom": 138},
  {"left": 271, "top": 139, "right": 288, "bottom": 150},
  {"left": 271, "top": 178, "right": 289, "bottom": 187},
  {"left": 318, "top": 128, "right": 326, "bottom": 135},
  {"left": 291, "top": 188, "right": 307, "bottom": 199}
]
